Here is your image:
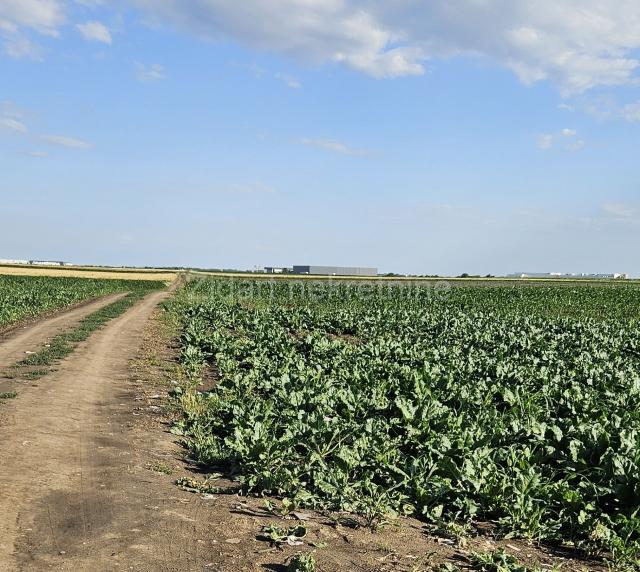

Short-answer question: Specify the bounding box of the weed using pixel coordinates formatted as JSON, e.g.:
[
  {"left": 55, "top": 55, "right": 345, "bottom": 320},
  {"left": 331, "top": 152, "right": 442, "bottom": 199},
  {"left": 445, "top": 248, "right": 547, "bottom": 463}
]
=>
[
  {"left": 470, "top": 549, "right": 550, "bottom": 572},
  {"left": 287, "top": 552, "right": 316, "bottom": 572},
  {"left": 147, "top": 462, "right": 173, "bottom": 475}
]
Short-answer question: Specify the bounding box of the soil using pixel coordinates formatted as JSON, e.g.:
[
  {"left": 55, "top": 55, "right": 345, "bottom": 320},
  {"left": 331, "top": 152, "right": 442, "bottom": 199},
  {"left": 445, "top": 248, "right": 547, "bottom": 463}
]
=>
[
  {"left": 0, "top": 293, "right": 128, "bottom": 394},
  {"left": 0, "top": 292, "right": 606, "bottom": 572}
]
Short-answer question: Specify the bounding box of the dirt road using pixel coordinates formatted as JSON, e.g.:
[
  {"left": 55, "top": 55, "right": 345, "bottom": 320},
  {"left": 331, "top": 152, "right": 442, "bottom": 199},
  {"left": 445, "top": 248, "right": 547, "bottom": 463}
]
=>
[
  {"left": 0, "top": 291, "right": 195, "bottom": 571},
  {"left": 0, "top": 293, "right": 127, "bottom": 368}
]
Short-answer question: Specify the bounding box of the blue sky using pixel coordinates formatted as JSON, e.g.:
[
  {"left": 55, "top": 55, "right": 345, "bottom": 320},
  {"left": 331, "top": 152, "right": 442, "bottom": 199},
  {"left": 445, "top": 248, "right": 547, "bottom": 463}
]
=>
[{"left": 1, "top": 1, "right": 639, "bottom": 276}]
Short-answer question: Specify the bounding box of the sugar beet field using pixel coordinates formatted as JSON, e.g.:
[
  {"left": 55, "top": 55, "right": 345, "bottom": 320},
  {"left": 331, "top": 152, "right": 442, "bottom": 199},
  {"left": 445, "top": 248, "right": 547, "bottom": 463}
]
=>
[
  {"left": 168, "top": 278, "right": 640, "bottom": 569},
  {"left": 2, "top": 273, "right": 640, "bottom": 570}
]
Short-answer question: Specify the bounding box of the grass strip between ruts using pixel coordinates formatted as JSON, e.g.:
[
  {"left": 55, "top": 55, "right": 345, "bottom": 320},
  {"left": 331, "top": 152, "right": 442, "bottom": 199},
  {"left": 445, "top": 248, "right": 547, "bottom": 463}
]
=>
[{"left": 11, "top": 291, "right": 150, "bottom": 380}]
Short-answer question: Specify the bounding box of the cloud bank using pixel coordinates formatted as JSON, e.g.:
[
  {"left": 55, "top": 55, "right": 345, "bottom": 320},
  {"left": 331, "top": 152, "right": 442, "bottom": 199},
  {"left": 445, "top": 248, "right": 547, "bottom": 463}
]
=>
[
  {"left": 132, "top": 0, "right": 640, "bottom": 93},
  {"left": 3, "top": 1, "right": 640, "bottom": 93}
]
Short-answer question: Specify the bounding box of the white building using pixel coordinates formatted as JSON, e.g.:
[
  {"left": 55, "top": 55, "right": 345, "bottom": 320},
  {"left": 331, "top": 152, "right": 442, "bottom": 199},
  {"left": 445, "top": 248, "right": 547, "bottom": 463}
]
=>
[
  {"left": 30, "top": 260, "right": 66, "bottom": 266},
  {"left": 508, "top": 272, "right": 629, "bottom": 280}
]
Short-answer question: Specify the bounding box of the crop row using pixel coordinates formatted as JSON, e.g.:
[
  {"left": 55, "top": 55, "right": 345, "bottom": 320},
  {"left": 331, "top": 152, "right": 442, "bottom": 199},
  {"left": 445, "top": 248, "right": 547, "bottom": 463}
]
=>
[{"left": 0, "top": 275, "right": 165, "bottom": 328}]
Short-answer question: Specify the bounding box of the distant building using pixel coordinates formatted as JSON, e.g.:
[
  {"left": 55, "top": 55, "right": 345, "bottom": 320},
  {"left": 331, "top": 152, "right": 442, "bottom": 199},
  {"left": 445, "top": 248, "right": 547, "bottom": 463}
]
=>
[
  {"left": 508, "top": 272, "right": 629, "bottom": 280},
  {"left": 264, "top": 267, "right": 288, "bottom": 274},
  {"left": 0, "top": 259, "right": 74, "bottom": 267},
  {"left": 292, "top": 265, "right": 378, "bottom": 277},
  {"left": 30, "top": 260, "right": 66, "bottom": 267}
]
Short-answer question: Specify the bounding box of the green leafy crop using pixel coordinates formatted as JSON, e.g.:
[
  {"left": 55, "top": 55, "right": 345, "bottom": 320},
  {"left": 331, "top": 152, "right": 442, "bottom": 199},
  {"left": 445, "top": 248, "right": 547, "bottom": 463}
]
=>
[
  {"left": 0, "top": 274, "right": 165, "bottom": 328},
  {"left": 169, "top": 278, "right": 640, "bottom": 567}
]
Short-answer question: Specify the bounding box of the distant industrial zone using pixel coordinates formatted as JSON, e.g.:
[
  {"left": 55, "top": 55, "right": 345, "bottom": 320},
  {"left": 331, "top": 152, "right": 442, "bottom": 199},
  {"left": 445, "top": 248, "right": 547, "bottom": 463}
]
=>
[
  {"left": 264, "top": 265, "right": 379, "bottom": 277},
  {"left": 264, "top": 266, "right": 630, "bottom": 279},
  {"left": 508, "top": 272, "right": 629, "bottom": 280},
  {"left": 0, "top": 259, "right": 630, "bottom": 279},
  {"left": 0, "top": 259, "right": 73, "bottom": 267}
]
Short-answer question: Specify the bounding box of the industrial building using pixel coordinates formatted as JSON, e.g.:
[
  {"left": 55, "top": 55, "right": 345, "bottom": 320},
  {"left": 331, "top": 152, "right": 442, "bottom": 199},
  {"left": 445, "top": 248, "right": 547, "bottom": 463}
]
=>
[
  {"left": 292, "top": 265, "right": 378, "bottom": 277},
  {"left": 0, "top": 259, "right": 71, "bottom": 267},
  {"left": 30, "top": 260, "right": 69, "bottom": 267},
  {"left": 508, "top": 272, "right": 628, "bottom": 280},
  {"left": 264, "top": 267, "right": 287, "bottom": 274}
]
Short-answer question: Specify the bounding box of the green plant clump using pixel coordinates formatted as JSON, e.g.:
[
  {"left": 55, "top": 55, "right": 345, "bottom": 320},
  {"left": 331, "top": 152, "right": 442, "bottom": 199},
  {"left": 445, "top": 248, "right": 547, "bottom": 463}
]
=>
[
  {"left": 470, "top": 549, "right": 546, "bottom": 572},
  {"left": 287, "top": 553, "right": 316, "bottom": 572}
]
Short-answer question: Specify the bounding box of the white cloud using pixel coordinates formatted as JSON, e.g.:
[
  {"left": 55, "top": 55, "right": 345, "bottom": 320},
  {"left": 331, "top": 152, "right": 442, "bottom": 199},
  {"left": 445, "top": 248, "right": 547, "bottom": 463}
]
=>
[
  {"left": 1, "top": 103, "right": 28, "bottom": 133},
  {"left": 602, "top": 203, "right": 635, "bottom": 219},
  {"left": 300, "top": 138, "right": 369, "bottom": 156},
  {"left": 274, "top": 72, "right": 301, "bottom": 89},
  {"left": 132, "top": 1, "right": 640, "bottom": 93},
  {"left": 135, "top": 62, "right": 166, "bottom": 82},
  {"left": 567, "top": 139, "right": 586, "bottom": 151},
  {"left": 4, "top": 1, "right": 640, "bottom": 94},
  {"left": 41, "top": 134, "right": 93, "bottom": 149},
  {"left": 536, "top": 133, "right": 554, "bottom": 150},
  {"left": 1, "top": 100, "right": 22, "bottom": 116},
  {"left": 0, "top": 116, "right": 28, "bottom": 133},
  {"left": 579, "top": 95, "right": 640, "bottom": 122},
  {"left": 536, "top": 128, "right": 585, "bottom": 151},
  {"left": 76, "top": 20, "right": 111, "bottom": 44},
  {"left": 0, "top": 0, "right": 65, "bottom": 35},
  {"left": 4, "top": 35, "right": 42, "bottom": 59},
  {"left": 621, "top": 101, "right": 640, "bottom": 122},
  {"left": 135, "top": 0, "right": 426, "bottom": 79},
  {"left": 1, "top": 0, "right": 63, "bottom": 59},
  {"left": 244, "top": 63, "right": 302, "bottom": 89}
]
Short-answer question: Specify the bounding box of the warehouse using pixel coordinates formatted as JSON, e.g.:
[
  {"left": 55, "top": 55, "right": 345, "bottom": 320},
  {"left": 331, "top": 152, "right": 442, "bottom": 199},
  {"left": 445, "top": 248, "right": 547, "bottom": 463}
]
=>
[{"left": 292, "top": 265, "right": 378, "bottom": 277}]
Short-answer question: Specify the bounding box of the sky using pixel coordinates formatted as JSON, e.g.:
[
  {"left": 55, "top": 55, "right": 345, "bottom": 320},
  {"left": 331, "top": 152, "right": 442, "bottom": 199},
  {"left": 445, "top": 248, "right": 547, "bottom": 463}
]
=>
[{"left": 1, "top": 1, "right": 639, "bottom": 276}]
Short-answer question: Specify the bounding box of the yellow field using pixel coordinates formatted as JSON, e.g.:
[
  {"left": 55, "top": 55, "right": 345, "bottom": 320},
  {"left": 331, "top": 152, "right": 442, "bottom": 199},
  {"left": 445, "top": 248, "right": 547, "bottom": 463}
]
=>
[{"left": 0, "top": 265, "right": 177, "bottom": 282}]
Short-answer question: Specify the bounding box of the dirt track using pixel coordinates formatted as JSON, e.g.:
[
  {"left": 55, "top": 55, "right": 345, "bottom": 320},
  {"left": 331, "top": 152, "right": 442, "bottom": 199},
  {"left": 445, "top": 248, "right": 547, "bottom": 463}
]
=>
[
  {"left": 0, "top": 291, "right": 183, "bottom": 571},
  {"left": 0, "top": 293, "right": 127, "bottom": 367}
]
